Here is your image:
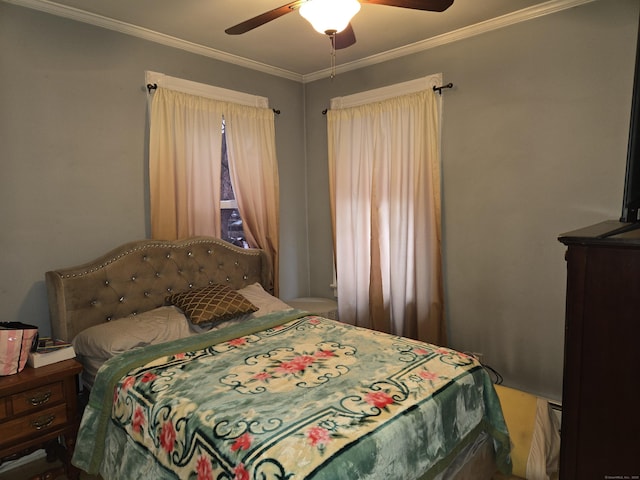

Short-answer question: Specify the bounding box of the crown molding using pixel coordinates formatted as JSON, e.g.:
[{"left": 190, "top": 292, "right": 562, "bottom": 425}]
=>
[
  {"left": 5, "top": 0, "right": 596, "bottom": 84},
  {"left": 303, "top": 0, "right": 597, "bottom": 82},
  {"left": 4, "top": 0, "right": 303, "bottom": 82}
]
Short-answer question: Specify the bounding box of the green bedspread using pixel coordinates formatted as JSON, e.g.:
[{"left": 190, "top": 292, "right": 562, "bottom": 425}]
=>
[{"left": 73, "top": 310, "right": 511, "bottom": 479}]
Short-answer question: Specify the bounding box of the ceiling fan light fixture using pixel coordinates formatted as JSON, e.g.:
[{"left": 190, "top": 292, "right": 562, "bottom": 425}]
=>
[{"left": 299, "top": 0, "right": 361, "bottom": 35}]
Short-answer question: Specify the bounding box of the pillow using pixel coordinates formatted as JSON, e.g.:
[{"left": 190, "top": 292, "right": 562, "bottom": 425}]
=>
[
  {"left": 73, "top": 306, "right": 193, "bottom": 388},
  {"left": 236, "top": 283, "right": 294, "bottom": 317},
  {"left": 166, "top": 284, "right": 257, "bottom": 325},
  {"left": 72, "top": 306, "right": 192, "bottom": 361}
]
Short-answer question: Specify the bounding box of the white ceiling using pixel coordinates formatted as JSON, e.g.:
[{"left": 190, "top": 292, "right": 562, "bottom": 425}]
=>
[{"left": 9, "top": 0, "right": 594, "bottom": 82}]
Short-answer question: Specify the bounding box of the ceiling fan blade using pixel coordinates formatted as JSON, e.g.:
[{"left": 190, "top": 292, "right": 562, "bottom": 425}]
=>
[
  {"left": 331, "top": 23, "right": 356, "bottom": 50},
  {"left": 359, "top": 0, "right": 453, "bottom": 12},
  {"left": 225, "top": 0, "right": 305, "bottom": 35}
]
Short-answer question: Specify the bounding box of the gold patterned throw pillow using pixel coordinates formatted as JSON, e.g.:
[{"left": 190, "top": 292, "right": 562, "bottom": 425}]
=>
[{"left": 167, "top": 284, "right": 257, "bottom": 325}]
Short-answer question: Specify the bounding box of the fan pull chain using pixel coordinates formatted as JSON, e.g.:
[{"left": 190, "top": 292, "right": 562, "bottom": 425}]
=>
[{"left": 330, "top": 33, "right": 336, "bottom": 80}]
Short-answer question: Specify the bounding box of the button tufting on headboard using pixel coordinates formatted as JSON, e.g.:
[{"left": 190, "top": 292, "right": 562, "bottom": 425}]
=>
[{"left": 45, "top": 237, "right": 272, "bottom": 342}]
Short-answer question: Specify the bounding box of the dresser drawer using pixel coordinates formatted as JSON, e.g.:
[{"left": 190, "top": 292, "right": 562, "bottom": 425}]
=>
[
  {"left": 10, "top": 381, "right": 64, "bottom": 416},
  {"left": 0, "top": 403, "right": 68, "bottom": 445}
]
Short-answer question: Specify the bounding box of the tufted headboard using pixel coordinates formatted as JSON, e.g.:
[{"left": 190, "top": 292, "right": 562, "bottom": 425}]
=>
[{"left": 45, "top": 237, "right": 272, "bottom": 342}]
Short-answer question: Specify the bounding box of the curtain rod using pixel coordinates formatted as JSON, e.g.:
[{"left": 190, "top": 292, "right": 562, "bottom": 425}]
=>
[
  {"left": 145, "top": 83, "right": 281, "bottom": 115},
  {"left": 433, "top": 82, "right": 454, "bottom": 95},
  {"left": 321, "top": 82, "right": 454, "bottom": 114}
]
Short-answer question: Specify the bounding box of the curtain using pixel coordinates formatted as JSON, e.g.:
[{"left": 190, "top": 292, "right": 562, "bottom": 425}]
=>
[
  {"left": 225, "top": 103, "right": 280, "bottom": 296},
  {"left": 327, "top": 88, "right": 446, "bottom": 345},
  {"left": 149, "top": 87, "right": 280, "bottom": 294},
  {"left": 149, "top": 88, "right": 223, "bottom": 239}
]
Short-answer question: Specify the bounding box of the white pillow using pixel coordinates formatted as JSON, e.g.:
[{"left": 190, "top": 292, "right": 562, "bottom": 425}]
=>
[
  {"left": 237, "top": 283, "right": 294, "bottom": 317},
  {"left": 72, "top": 305, "right": 192, "bottom": 361}
]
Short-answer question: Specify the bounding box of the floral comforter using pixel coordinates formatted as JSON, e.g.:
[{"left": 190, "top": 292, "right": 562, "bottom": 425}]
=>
[{"left": 73, "top": 310, "right": 511, "bottom": 480}]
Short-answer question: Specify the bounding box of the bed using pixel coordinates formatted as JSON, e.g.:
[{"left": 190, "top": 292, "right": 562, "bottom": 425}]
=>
[{"left": 45, "top": 237, "right": 512, "bottom": 480}]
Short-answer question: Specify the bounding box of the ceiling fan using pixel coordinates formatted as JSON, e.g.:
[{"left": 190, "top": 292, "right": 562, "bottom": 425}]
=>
[{"left": 225, "top": 0, "right": 454, "bottom": 50}]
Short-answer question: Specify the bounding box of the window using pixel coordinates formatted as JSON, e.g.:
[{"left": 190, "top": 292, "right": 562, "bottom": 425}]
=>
[
  {"left": 220, "top": 122, "right": 247, "bottom": 248},
  {"left": 327, "top": 73, "right": 445, "bottom": 343},
  {"left": 147, "top": 70, "right": 281, "bottom": 294}
]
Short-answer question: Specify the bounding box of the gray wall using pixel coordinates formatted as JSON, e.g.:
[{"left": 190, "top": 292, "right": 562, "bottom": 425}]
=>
[
  {"left": 2, "top": 0, "right": 637, "bottom": 401},
  {"left": 0, "top": 2, "right": 308, "bottom": 332},
  {"left": 304, "top": 0, "right": 639, "bottom": 400}
]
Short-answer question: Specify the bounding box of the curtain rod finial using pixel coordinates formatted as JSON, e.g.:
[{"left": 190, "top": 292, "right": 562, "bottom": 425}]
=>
[{"left": 433, "top": 82, "right": 453, "bottom": 95}]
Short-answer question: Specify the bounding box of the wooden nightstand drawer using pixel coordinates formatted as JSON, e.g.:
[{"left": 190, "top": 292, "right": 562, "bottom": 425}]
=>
[
  {"left": 0, "top": 403, "right": 68, "bottom": 445},
  {"left": 0, "top": 359, "right": 82, "bottom": 480},
  {"left": 10, "top": 381, "right": 64, "bottom": 416},
  {"left": 0, "top": 359, "right": 82, "bottom": 478}
]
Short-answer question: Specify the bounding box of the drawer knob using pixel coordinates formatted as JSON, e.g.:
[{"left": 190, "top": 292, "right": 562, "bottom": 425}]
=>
[
  {"left": 28, "top": 391, "right": 52, "bottom": 406},
  {"left": 31, "top": 414, "right": 55, "bottom": 430}
]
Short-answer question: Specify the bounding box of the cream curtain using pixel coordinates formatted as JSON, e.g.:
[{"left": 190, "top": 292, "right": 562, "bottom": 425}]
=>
[
  {"left": 149, "top": 87, "right": 280, "bottom": 294},
  {"left": 149, "top": 88, "right": 223, "bottom": 239},
  {"left": 327, "top": 88, "right": 445, "bottom": 345},
  {"left": 225, "top": 103, "right": 280, "bottom": 296}
]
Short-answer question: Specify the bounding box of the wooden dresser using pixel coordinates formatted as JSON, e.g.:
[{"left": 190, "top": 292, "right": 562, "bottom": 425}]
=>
[
  {"left": 558, "top": 221, "right": 640, "bottom": 479},
  {"left": 0, "top": 358, "right": 82, "bottom": 479}
]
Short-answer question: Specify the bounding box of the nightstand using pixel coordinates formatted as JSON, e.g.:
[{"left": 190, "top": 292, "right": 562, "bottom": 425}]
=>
[
  {"left": 0, "top": 359, "right": 83, "bottom": 480},
  {"left": 286, "top": 297, "right": 339, "bottom": 320}
]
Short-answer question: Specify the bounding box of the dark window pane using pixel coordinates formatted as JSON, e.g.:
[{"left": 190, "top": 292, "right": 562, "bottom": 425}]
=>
[
  {"left": 220, "top": 128, "right": 234, "bottom": 201},
  {"left": 220, "top": 124, "right": 247, "bottom": 248},
  {"left": 221, "top": 208, "right": 247, "bottom": 248}
]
